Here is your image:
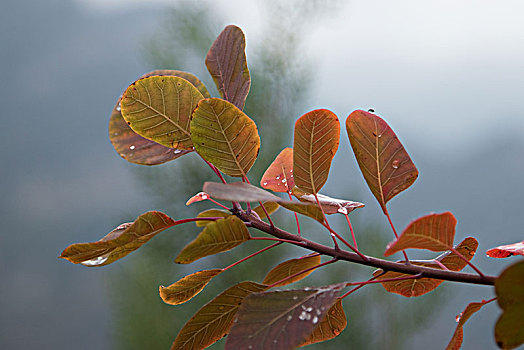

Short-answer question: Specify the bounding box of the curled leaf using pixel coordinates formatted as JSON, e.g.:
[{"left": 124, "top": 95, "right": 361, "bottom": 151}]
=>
[
  {"left": 446, "top": 300, "right": 490, "bottom": 350},
  {"left": 186, "top": 192, "right": 210, "bottom": 205},
  {"left": 487, "top": 240, "right": 524, "bottom": 258},
  {"left": 60, "top": 211, "right": 175, "bottom": 266},
  {"left": 293, "top": 109, "right": 340, "bottom": 194},
  {"left": 262, "top": 254, "right": 322, "bottom": 287},
  {"left": 292, "top": 187, "right": 365, "bottom": 215},
  {"left": 384, "top": 212, "right": 457, "bottom": 256},
  {"left": 299, "top": 299, "right": 347, "bottom": 347},
  {"left": 159, "top": 269, "right": 223, "bottom": 305},
  {"left": 374, "top": 237, "right": 478, "bottom": 297},
  {"left": 206, "top": 25, "right": 250, "bottom": 110},
  {"left": 172, "top": 281, "right": 267, "bottom": 350},
  {"left": 346, "top": 110, "right": 418, "bottom": 214},
  {"left": 191, "top": 98, "right": 260, "bottom": 177},
  {"left": 175, "top": 216, "right": 250, "bottom": 264},
  {"left": 121, "top": 76, "right": 204, "bottom": 149},
  {"left": 261, "top": 147, "right": 295, "bottom": 192}
]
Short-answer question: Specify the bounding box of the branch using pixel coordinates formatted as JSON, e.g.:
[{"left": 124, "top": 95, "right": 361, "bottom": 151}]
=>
[{"left": 236, "top": 211, "right": 497, "bottom": 286}]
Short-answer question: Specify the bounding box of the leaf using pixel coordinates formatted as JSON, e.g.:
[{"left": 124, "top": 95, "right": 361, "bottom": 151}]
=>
[
  {"left": 175, "top": 216, "right": 250, "bottom": 264},
  {"left": 487, "top": 240, "right": 524, "bottom": 258},
  {"left": 206, "top": 25, "right": 250, "bottom": 110},
  {"left": 109, "top": 97, "right": 192, "bottom": 165},
  {"left": 159, "top": 269, "right": 223, "bottom": 305},
  {"left": 186, "top": 191, "right": 210, "bottom": 205},
  {"left": 261, "top": 147, "right": 295, "bottom": 192},
  {"left": 384, "top": 212, "right": 457, "bottom": 256},
  {"left": 262, "top": 254, "right": 322, "bottom": 287},
  {"left": 140, "top": 69, "right": 211, "bottom": 98},
  {"left": 253, "top": 201, "right": 280, "bottom": 219},
  {"left": 293, "top": 109, "right": 340, "bottom": 194},
  {"left": 204, "top": 181, "right": 281, "bottom": 203},
  {"left": 446, "top": 300, "right": 490, "bottom": 350},
  {"left": 195, "top": 209, "right": 231, "bottom": 227},
  {"left": 60, "top": 211, "right": 175, "bottom": 266},
  {"left": 191, "top": 98, "right": 260, "bottom": 177},
  {"left": 373, "top": 237, "right": 478, "bottom": 297},
  {"left": 346, "top": 110, "right": 418, "bottom": 214},
  {"left": 225, "top": 283, "right": 345, "bottom": 350},
  {"left": 120, "top": 76, "right": 204, "bottom": 149},
  {"left": 299, "top": 299, "right": 347, "bottom": 347},
  {"left": 292, "top": 187, "right": 365, "bottom": 215},
  {"left": 278, "top": 202, "right": 325, "bottom": 224},
  {"left": 495, "top": 260, "right": 524, "bottom": 349},
  {"left": 172, "top": 281, "right": 267, "bottom": 350}
]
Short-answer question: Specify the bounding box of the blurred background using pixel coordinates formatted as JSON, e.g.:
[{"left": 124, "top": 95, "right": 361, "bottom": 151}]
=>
[{"left": 1, "top": 0, "right": 523, "bottom": 349}]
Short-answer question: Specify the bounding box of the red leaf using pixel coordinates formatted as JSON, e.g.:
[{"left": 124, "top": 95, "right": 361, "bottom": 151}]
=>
[
  {"left": 446, "top": 300, "right": 490, "bottom": 350},
  {"left": 186, "top": 192, "right": 210, "bottom": 205},
  {"left": 487, "top": 240, "right": 524, "bottom": 258},
  {"left": 260, "top": 147, "right": 294, "bottom": 192}
]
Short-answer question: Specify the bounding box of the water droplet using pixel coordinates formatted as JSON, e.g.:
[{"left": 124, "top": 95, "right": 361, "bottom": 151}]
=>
[
  {"left": 299, "top": 311, "right": 307, "bottom": 320},
  {"left": 392, "top": 159, "right": 399, "bottom": 169},
  {"left": 248, "top": 346, "right": 253, "bottom": 349},
  {"left": 312, "top": 316, "right": 319, "bottom": 324},
  {"left": 263, "top": 182, "right": 268, "bottom": 186},
  {"left": 281, "top": 179, "right": 287, "bottom": 184},
  {"left": 378, "top": 134, "right": 382, "bottom": 138},
  {"left": 201, "top": 194, "right": 208, "bottom": 200},
  {"left": 113, "top": 132, "right": 119, "bottom": 136},
  {"left": 301, "top": 305, "right": 307, "bottom": 310},
  {"left": 116, "top": 104, "right": 121, "bottom": 112},
  {"left": 290, "top": 174, "right": 294, "bottom": 177},
  {"left": 81, "top": 255, "right": 109, "bottom": 266},
  {"left": 306, "top": 307, "right": 313, "bottom": 312},
  {"left": 276, "top": 175, "right": 280, "bottom": 180},
  {"left": 287, "top": 315, "right": 292, "bottom": 321},
  {"left": 337, "top": 207, "right": 348, "bottom": 215},
  {"left": 293, "top": 296, "right": 298, "bottom": 300},
  {"left": 129, "top": 145, "right": 135, "bottom": 150},
  {"left": 174, "top": 150, "right": 182, "bottom": 154},
  {"left": 273, "top": 339, "right": 278, "bottom": 344},
  {"left": 316, "top": 309, "right": 322, "bottom": 315},
  {"left": 456, "top": 313, "right": 463, "bottom": 323}
]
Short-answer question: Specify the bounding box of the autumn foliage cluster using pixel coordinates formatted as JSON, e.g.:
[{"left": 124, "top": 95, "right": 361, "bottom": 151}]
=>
[{"left": 60, "top": 25, "right": 524, "bottom": 349}]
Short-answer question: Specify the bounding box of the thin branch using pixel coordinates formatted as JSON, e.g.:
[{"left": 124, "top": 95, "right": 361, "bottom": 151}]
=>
[
  {"left": 314, "top": 193, "right": 340, "bottom": 250},
  {"left": 222, "top": 242, "right": 281, "bottom": 272},
  {"left": 340, "top": 272, "right": 385, "bottom": 299},
  {"left": 266, "top": 258, "right": 338, "bottom": 289},
  {"left": 384, "top": 208, "right": 409, "bottom": 262},
  {"left": 344, "top": 213, "right": 357, "bottom": 249},
  {"left": 287, "top": 191, "right": 301, "bottom": 236},
  {"left": 449, "top": 247, "right": 485, "bottom": 278}
]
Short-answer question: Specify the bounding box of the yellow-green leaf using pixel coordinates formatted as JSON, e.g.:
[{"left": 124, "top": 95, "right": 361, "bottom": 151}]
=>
[
  {"left": 172, "top": 281, "right": 267, "bottom": 350},
  {"left": 159, "top": 269, "right": 223, "bottom": 305},
  {"left": 140, "top": 69, "right": 211, "bottom": 98},
  {"left": 60, "top": 211, "right": 175, "bottom": 266},
  {"left": 293, "top": 109, "right": 340, "bottom": 194},
  {"left": 121, "top": 76, "right": 204, "bottom": 149},
  {"left": 206, "top": 25, "right": 250, "bottom": 110},
  {"left": 195, "top": 209, "right": 231, "bottom": 227},
  {"left": 263, "top": 254, "right": 321, "bottom": 287},
  {"left": 253, "top": 202, "right": 280, "bottom": 220},
  {"left": 191, "top": 98, "right": 260, "bottom": 177},
  {"left": 175, "top": 216, "right": 250, "bottom": 264},
  {"left": 299, "top": 299, "right": 347, "bottom": 347},
  {"left": 279, "top": 201, "right": 324, "bottom": 224}
]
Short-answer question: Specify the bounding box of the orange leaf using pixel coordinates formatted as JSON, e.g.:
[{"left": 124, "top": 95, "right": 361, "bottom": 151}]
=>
[
  {"left": 299, "top": 299, "right": 347, "bottom": 347},
  {"left": 293, "top": 109, "right": 340, "bottom": 194},
  {"left": 446, "top": 300, "right": 490, "bottom": 350},
  {"left": 487, "top": 240, "right": 524, "bottom": 258},
  {"left": 261, "top": 147, "right": 295, "bottom": 192},
  {"left": 262, "top": 254, "right": 322, "bottom": 287},
  {"left": 346, "top": 110, "right": 418, "bottom": 214},
  {"left": 159, "top": 269, "right": 223, "bottom": 305},
  {"left": 186, "top": 192, "right": 210, "bottom": 205},
  {"left": 384, "top": 212, "right": 457, "bottom": 256}
]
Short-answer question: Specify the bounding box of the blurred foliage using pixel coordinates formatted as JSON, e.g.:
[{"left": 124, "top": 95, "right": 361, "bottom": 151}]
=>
[{"left": 107, "top": 1, "right": 445, "bottom": 349}]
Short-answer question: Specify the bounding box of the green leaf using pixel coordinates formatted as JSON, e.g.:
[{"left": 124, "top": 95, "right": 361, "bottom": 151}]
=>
[
  {"left": 293, "top": 109, "right": 340, "bottom": 194},
  {"left": 253, "top": 202, "right": 280, "bottom": 220},
  {"left": 225, "top": 283, "right": 345, "bottom": 350},
  {"left": 262, "top": 254, "right": 321, "bottom": 287},
  {"left": 59, "top": 211, "right": 175, "bottom": 266},
  {"left": 278, "top": 202, "right": 325, "bottom": 224},
  {"left": 373, "top": 237, "right": 478, "bottom": 297},
  {"left": 109, "top": 97, "right": 192, "bottom": 165},
  {"left": 175, "top": 216, "right": 250, "bottom": 264},
  {"left": 346, "top": 110, "right": 418, "bottom": 214},
  {"left": 299, "top": 299, "right": 347, "bottom": 347},
  {"left": 191, "top": 98, "right": 260, "bottom": 177},
  {"left": 446, "top": 299, "right": 490, "bottom": 350},
  {"left": 195, "top": 209, "right": 231, "bottom": 227},
  {"left": 172, "top": 281, "right": 267, "bottom": 350},
  {"left": 140, "top": 69, "right": 211, "bottom": 98},
  {"left": 292, "top": 187, "right": 365, "bottom": 215},
  {"left": 159, "top": 269, "right": 223, "bottom": 305},
  {"left": 261, "top": 147, "right": 295, "bottom": 192},
  {"left": 121, "top": 76, "right": 204, "bottom": 149},
  {"left": 384, "top": 212, "right": 457, "bottom": 256},
  {"left": 495, "top": 260, "right": 524, "bottom": 349},
  {"left": 206, "top": 25, "right": 250, "bottom": 110}
]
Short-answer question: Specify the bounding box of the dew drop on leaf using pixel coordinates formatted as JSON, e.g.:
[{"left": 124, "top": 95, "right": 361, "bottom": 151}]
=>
[
  {"left": 392, "top": 159, "right": 399, "bottom": 169},
  {"left": 81, "top": 255, "right": 109, "bottom": 266},
  {"left": 129, "top": 145, "right": 135, "bottom": 150},
  {"left": 312, "top": 316, "right": 318, "bottom": 324}
]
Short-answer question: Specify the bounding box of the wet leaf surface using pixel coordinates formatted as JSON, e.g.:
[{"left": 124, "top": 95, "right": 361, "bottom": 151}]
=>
[
  {"left": 261, "top": 147, "right": 295, "bottom": 192},
  {"left": 374, "top": 237, "right": 478, "bottom": 297},
  {"left": 175, "top": 216, "right": 250, "bottom": 264},
  {"left": 121, "top": 76, "right": 204, "bottom": 149},
  {"left": 225, "top": 283, "right": 345, "bottom": 350},
  {"left": 487, "top": 240, "right": 524, "bottom": 258},
  {"left": 172, "top": 281, "right": 267, "bottom": 350},
  {"left": 446, "top": 299, "right": 490, "bottom": 350},
  {"left": 159, "top": 269, "right": 223, "bottom": 305},
  {"left": 60, "top": 211, "right": 175, "bottom": 266},
  {"left": 262, "top": 254, "right": 322, "bottom": 287},
  {"left": 299, "top": 299, "right": 347, "bottom": 347},
  {"left": 346, "top": 110, "right": 418, "bottom": 214},
  {"left": 292, "top": 187, "right": 365, "bottom": 215},
  {"left": 384, "top": 212, "right": 457, "bottom": 256},
  {"left": 294, "top": 109, "right": 340, "bottom": 194},
  {"left": 206, "top": 25, "right": 250, "bottom": 110},
  {"left": 495, "top": 260, "right": 524, "bottom": 349},
  {"left": 191, "top": 98, "right": 260, "bottom": 177}
]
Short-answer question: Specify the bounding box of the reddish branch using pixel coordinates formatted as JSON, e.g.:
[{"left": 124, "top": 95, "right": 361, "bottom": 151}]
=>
[{"left": 236, "top": 211, "right": 497, "bottom": 286}]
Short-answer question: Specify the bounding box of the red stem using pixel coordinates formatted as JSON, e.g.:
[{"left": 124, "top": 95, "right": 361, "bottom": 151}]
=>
[
  {"left": 287, "top": 191, "right": 301, "bottom": 236},
  {"left": 320, "top": 221, "right": 368, "bottom": 261},
  {"left": 206, "top": 197, "right": 231, "bottom": 211},
  {"left": 222, "top": 242, "right": 281, "bottom": 272},
  {"left": 340, "top": 272, "right": 385, "bottom": 299},
  {"left": 345, "top": 273, "right": 422, "bottom": 286},
  {"left": 314, "top": 193, "right": 340, "bottom": 250},
  {"left": 384, "top": 208, "right": 409, "bottom": 262},
  {"left": 250, "top": 237, "right": 309, "bottom": 246},
  {"left": 266, "top": 258, "right": 338, "bottom": 289},
  {"left": 344, "top": 214, "right": 358, "bottom": 249},
  {"left": 449, "top": 247, "right": 485, "bottom": 277}
]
